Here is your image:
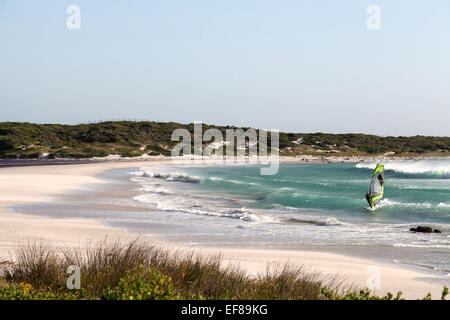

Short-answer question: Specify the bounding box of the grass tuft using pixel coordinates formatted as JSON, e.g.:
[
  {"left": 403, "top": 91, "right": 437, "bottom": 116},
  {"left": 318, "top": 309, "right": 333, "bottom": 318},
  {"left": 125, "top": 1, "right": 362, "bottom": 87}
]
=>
[{"left": 0, "top": 239, "right": 446, "bottom": 300}]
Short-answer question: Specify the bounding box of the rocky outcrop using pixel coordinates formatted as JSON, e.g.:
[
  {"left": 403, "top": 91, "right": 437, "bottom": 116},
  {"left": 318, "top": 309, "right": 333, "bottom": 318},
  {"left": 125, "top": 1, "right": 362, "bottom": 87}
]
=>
[{"left": 409, "top": 226, "right": 441, "bottom": 233}]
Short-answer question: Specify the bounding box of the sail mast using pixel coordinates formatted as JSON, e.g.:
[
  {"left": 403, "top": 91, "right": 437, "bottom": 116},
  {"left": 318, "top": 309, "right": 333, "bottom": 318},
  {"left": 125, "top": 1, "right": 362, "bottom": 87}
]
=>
[{"left": 366, "top": 164, "right": 385, "bottom": 208}]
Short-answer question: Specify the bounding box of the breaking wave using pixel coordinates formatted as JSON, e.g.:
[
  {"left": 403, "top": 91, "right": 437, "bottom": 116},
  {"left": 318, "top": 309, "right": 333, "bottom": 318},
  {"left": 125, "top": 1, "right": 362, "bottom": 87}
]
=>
[
  {"left": 377, "top": 199, "right": 433, "bottom": 209},
  {"left": 133, "top": 192, "right": 277, "bottom": 223},
  {"left": 129, "top": 169, "right": 201, "bottom": 183},
  {"left": 356, "top": 160, "right": 450, "bottom": 177},
  {"left": 209, "top": 176, "right": 260, "bottom": 186}
]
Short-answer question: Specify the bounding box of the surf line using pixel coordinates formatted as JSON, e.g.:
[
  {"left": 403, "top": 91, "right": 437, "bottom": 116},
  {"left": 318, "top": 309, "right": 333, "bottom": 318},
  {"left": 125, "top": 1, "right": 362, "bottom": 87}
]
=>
[{"left": 181, "top": 304, "right": 215, "bottom": 318}]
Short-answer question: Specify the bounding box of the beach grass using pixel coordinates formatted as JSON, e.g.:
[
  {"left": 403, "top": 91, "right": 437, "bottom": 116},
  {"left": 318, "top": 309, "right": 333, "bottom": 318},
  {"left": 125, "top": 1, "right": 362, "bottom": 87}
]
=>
[{"left": 0, "top": 239, "right": 447, "bottom": 300}]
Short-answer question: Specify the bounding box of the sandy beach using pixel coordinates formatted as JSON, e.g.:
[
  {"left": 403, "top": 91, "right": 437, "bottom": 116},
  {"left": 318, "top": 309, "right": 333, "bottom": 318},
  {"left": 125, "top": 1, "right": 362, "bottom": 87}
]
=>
[{"left": 0, "top": 158, "right": 447, "bottom": 299}]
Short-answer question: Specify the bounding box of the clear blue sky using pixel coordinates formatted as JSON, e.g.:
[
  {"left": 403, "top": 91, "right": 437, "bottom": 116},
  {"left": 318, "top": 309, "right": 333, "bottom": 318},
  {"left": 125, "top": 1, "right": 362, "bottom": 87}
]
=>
[{"left": 1, "top": 0, "right": 449, "bottom": 136}]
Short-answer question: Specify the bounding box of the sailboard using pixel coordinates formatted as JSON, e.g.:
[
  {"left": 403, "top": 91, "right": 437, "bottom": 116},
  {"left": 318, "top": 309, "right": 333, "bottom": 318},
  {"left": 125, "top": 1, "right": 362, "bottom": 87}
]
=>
[{"left": 365, "top": 163, "right": 384, "bottom": 209}]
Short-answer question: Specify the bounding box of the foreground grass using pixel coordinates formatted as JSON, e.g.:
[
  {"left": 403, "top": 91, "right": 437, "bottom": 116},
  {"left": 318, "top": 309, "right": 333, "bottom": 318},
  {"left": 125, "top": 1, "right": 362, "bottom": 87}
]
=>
[{"left": 0, "top": 240, "right": 447, "bottom": 300}]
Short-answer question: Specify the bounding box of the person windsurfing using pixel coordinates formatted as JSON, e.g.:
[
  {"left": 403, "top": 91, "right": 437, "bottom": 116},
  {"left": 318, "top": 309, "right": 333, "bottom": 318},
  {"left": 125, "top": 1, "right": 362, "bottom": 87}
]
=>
[{"left": 365, "top": 164, "right": 385, "bottom": 209}]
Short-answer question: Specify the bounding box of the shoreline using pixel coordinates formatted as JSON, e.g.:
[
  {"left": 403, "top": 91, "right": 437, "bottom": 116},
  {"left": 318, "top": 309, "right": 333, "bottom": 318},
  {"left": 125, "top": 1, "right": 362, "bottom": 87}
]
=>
[
  {"left": 0, "top": 159, "right": 447, "bottom": 299},
  {"left": 1, "top": 154, "right": 449, "bottom": 168}
]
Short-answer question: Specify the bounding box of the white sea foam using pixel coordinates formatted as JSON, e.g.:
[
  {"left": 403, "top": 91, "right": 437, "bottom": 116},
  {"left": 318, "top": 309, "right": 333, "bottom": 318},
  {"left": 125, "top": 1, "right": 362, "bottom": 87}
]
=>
[
  {"left": 139, "top": 185, "right": 169, "bottom": 194},
  {"left": 278, "top": 187, "right": 296, "bottom": 191},
  {"left": 356, "top": 160, "right": 450, "bottom": 175},
  {"left": 209, "top": 176, "right": 259, "bottom": 186},
  {"left": 133, "top": 190, "right": 277, "bottom": 224},
  {"left": 377, "top": 198, "right": 439, "bottom": 209},
  {"left": 368, "top": 198, "right": 398, "bottom": 208},
  {"left": 129, "top": 168, "right": 202, "bottom": 183},
  {"left": 393, "top": 243, "right": 450, "bottom": 249}
]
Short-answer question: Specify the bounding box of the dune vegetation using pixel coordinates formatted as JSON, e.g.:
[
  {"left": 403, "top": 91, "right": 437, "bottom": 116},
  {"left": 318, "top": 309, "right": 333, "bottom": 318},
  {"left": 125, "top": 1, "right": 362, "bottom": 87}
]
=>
[
  {"left": 0, "top": 121, "right": 449, "bottom": 159},
  {"left": 0, "top": 239, "right": 448, "bottom": 300}
]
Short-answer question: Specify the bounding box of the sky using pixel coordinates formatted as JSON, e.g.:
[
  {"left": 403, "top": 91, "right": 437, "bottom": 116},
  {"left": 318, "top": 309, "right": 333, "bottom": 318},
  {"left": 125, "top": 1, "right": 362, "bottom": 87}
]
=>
[{"left": 0, "top": 0, "right": 449, "bottom": 136}]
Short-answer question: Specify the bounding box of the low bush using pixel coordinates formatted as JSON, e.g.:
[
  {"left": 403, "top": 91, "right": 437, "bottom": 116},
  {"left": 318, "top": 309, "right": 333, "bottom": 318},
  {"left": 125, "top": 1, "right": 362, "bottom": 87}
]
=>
[{"left": 0, "top": 239, "right": 448, "bottom": 300}]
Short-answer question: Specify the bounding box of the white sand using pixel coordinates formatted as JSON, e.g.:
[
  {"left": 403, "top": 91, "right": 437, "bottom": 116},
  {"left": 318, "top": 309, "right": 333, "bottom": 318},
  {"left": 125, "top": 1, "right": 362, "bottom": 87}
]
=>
[{"left": 0, "top": 159, "right": 447, "bottom": 299}]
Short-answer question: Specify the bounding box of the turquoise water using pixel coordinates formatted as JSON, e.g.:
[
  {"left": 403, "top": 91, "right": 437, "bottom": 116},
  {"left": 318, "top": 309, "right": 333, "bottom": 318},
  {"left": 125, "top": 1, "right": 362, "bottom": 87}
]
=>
[
  {"left": 11, "top": 160, "right": 450, "bottom": 275},
  {"left": 132, "top": 161, "right": 450, "bottom": 226},
  {"left": 127, "top": 160, "right": 450, "bottom": 273},
  {"left": 199, "top": 162, "right": 450, "bottom": 225}
]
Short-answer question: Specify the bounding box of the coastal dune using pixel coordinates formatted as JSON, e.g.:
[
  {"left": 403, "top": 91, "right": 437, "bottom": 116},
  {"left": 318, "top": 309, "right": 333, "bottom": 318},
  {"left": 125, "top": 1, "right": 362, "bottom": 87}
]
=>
[{"left": 0, "top": 159, "right": 446, "bottom": 299}]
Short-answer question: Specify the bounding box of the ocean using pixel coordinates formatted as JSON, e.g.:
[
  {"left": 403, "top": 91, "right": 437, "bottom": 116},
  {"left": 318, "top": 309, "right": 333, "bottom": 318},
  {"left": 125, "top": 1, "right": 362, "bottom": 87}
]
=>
[
  {"left": 12, "top": 159, "right": 450, "bottom": 276},
  {"left": 125, "top": 160, "right": 450, "bottom": 274}
]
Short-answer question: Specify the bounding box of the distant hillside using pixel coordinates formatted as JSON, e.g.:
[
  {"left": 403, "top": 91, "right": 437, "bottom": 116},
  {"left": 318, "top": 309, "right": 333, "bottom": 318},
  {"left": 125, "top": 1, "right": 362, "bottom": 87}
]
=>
[{"left": 0, "top": 121, "right": 449, "bottom": 159}]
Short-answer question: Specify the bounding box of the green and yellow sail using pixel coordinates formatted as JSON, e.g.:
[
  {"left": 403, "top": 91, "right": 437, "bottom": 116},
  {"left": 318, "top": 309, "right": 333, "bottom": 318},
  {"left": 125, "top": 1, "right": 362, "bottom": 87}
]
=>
[{"left": 365, "top": 164, "right": 384, "bottom": 208}]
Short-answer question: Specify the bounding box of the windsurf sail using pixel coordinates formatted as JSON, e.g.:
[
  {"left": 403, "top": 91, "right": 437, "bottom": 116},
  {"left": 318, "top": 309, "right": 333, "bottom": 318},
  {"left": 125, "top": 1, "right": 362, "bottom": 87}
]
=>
[{"left": 365, "top": 164, "right": 384, "bottom": 208}]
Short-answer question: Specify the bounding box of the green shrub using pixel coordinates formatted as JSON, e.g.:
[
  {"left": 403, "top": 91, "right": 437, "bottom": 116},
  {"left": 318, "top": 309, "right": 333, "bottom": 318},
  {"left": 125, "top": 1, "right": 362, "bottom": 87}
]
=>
[
  {"left": 1, "top": 240, "right": 448, "bottom": 301},
  {"left": 441, "top": 286, "right": 448, "bottom": 300},
  {"left": 320, "top": 287, "right": 404, "bottom": 300},
  {"left": 116, "top": 147, "right": 144, "bottom": 158},
  {"left": 102, "top": 268, "right": 177, "bottom": 300},
  {"left": 1, "top": 121, "right": 448, "bottom": 158},
  {"left": 145, "top": 144, "right": 171, "bottom": 156},
  {"left": 0, "top": 282, "right": 83, "bottom": 300}
]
